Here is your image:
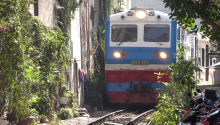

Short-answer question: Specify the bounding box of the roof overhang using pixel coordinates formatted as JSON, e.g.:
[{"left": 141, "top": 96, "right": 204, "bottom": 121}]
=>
[{"left": 207, "top": 51, "right": 220, "bottom": 58}]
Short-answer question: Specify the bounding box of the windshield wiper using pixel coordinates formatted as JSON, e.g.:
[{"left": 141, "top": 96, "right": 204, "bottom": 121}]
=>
[
  {"left": 118, "top": 41, "right": 124, "bottom": 46},
  {"left": 144, "top": 38, "right": 163, "bottom": 46}
]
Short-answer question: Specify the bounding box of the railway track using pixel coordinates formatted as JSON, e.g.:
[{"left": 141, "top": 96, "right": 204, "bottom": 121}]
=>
[{"left": 87, "top": 109, "right": 154, "bottom": 125}]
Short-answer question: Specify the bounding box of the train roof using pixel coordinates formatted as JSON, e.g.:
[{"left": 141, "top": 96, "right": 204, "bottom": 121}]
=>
[{"left": 107, "top": 8, "right": 172, "bottom": 23}]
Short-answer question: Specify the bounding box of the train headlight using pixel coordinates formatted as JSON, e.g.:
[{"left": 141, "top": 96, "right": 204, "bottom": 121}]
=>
[
  {"left": 135, "top": 10, "right": 146, "bottom": 20},
  {"left": 114, "top": 52, "right": 121, "bottom": 58},
  {"left": 113, "top": 51, "right": 126, "bottom": 58},
  {"left": 160, "top": 52, "right": 167, "bottom": 59},
  {"left": 155, "top": 52, "right": 167, "bottom": 59}
]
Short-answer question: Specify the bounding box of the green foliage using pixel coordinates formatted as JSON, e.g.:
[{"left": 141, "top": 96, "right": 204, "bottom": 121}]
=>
[
  {"left": 56, "top": 107, "right": 79, "bottom": 121},
  {"left": 98, "top": 0, "right": 114, "bottom": 52},
  {"left": 0, "top": 0, "right": 82, "bottom": 122},
  {"left": 31, "top": 120, "right": 39, "bottom": 125},
  {"left": 86, "top": 0, "right": 126, "bottom": 108},
  {"left": 0, "top": 0, "right": 40, "bottom": 120},
  {"left": 56, "top": 108, "right": 73, "bottom": 120},
  {"left": 96, "top": 0, "right": 114, "bottom": 74},
  {"left": 167, "top": 42, "right": 202, "bottom": 91},
  {"left": 162, "top": 0, "right": 220, "bottom": 45},
  {"left": 66, "top": 91, "right": 78, "bottom": 108},
  {"left": 84, "top": 0, "right": 115, "bottom": 109},
  {"left": 27, "top": 109, "right": 39, "bottom": 117},
  {"left": 150, "top": 41, "right": 202, "bottom": 125},
  {"left": 60, "top": 84, "right": 69, "bottom": 97},
  {"left": 57, "top": 0, "right": 83, "bottom": 33},
  {"left": 72, "top": 109, "right": 79, "bottom": 117},
  {"left": 92, "top": 28, "right": 104, "bottom": 73},
  {"left": 84, "top": 72, "right": 106, "bottom": 107}
]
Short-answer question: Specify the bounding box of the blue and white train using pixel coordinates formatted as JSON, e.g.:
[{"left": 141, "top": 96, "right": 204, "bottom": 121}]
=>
[{"left": 104, "top": 8, "right": 197, "bottom": 105}]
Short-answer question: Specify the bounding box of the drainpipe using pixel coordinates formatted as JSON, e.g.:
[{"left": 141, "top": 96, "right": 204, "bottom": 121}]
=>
[
  {"left": 79, "top": 4, "right": 84, "bottom": 106},
  {"left": 70, "top": 11, "right": 74, "bottom": 92},
  {"left": 87, "top": 0, "right": 91, "bottom": 75}
]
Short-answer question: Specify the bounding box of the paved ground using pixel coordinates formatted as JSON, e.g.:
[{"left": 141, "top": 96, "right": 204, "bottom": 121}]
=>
[{"left": 37, "top": 110, "right": 112, "bottom": 125}]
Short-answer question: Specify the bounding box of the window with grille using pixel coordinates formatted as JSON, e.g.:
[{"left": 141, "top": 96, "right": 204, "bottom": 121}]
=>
[
  {"left": 198, "top": 57, "right": 201, "bottom": 66},
  {"left": 34, "top": 0, "right": 38, "bottom": 16},
  {"left": 202, "top": 48, "right": 205, "bottom": 66}
]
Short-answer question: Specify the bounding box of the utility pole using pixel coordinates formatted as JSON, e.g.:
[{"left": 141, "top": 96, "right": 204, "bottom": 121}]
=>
[{"left": 87, "top": 0, "right": 91, "bottom": 75}]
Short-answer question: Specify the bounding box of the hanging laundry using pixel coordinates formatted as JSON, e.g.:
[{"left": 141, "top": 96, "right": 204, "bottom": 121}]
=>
[
  {"left": 81, "top": 69, "right": 86, "bottom": 82},
  {"left": 79, "top": 69, "right": 85, "bottom": 82}
]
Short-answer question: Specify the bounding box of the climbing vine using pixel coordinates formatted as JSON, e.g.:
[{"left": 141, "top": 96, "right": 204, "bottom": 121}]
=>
[
  {"left": 0, "top": 0, "right": 82, "bottom": 122},
  {"left": 83, "top": 0, "right": 115, "bottom": 107},
  {"left": 84, "top": 0, "right": 127, "bottom": 108},
  {"left": 57, "top": 0, "right": 84, "bottom": 33}
]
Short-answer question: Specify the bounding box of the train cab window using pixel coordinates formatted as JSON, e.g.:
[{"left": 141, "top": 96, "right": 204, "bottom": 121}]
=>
[
  {"left": 111, "top": 25, "right": 137, "bottom": 42},
  {"left": 144, "top": 25, "right": 170, "bottom": 42}
]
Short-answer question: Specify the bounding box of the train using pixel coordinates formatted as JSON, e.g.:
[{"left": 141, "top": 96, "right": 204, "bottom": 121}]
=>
[{"left": 104, "top": 8, "right": 199, "bottom": 105}]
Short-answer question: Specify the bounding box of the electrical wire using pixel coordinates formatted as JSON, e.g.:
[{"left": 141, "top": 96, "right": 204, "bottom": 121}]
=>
[
  {"left": 134, "top": 4, "right": 164, "bottom": 6},
  {"left": 82, "top": 42, "right": 100, "bottom": 68},
  {"left": 131, "top": 0, "right": 139, "bottom": 5}
]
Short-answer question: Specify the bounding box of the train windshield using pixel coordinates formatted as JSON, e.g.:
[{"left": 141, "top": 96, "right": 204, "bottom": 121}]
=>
[
  {"left": 111, "top": 25, "right": 137, "bottom": 42},
  {"left": 144, "top": 25, "right": 170, "bottom": 42}
]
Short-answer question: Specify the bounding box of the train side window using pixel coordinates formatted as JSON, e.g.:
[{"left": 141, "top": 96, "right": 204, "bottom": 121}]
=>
[
  {"left": 111, "top": 25, "right": 137, "bottom": 42},
  {"left": 202, "top": 48, "right": 205, "bottom": 67},
  {"left": 144, "top": 25, "right": 170, "bottom": 42}
]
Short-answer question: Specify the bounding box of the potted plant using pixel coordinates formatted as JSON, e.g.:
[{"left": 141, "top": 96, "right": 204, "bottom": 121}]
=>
[
  {"left": 58, "top": 84, "right": 69, "bottom": 105},
  {"left": 57, "top": 108, "right": 73, "bottom": 120},
  {"left": 16, "top": 108, "right": 38, "bottom": 125}
]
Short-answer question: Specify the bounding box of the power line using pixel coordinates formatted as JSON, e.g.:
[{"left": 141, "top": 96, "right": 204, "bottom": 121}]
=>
[
  {"left": 134, "top": 4, "right": 164, "bottom": 6},
  {"left": 132, "top": 0, "right": 139, "bottom": 5}
]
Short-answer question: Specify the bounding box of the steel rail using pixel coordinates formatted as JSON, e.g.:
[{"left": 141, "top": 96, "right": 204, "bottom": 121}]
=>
[
  {"left": 87, "top": 109, "right": 125, "bottom": 125},
  {"left": 125, "top": 109, "right": 155, "bottom": 125}
]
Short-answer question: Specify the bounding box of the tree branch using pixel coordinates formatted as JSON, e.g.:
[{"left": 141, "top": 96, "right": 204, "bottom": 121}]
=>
[
  {"left": 199, "top": 14, "right": 220, "bottom": 34},
  {"left": 0, "top": 25, "right": 10, "bottom": 34},
  {"left": 192, "top": 0, "right": 220, "bottom": 35}
]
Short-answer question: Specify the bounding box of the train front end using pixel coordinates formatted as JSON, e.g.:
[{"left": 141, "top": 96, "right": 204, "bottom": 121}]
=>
[{"left": 105, "top": 9, "right": 177, "bottom": 105}]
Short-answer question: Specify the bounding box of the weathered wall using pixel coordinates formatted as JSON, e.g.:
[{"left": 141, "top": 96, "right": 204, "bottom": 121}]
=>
[
  {"left": 28, "top": 0, "right": 56, "bottom": 28},
  {"left": 70, "top": 8, "right": 83, "bottom": 106},
  {"left": 28, "top": 0, "right": 85, "bottom": 106},
  {"left": 214, "top": 70, "right": 220, "bottom": 84},
  {"left": 196, "top": 35, "right": 219, "bottom": 85},
  {"left": 81, "top": 3, "right": 89, "bottom": 74}
]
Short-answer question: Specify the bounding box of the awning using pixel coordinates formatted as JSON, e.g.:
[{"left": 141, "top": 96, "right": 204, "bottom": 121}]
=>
[{"left": 210, "top": 62, "right": 220, "bottom": 68}]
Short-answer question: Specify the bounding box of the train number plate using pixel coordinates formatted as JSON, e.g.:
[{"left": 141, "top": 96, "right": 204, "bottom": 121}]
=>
[{"left": 131, "top": 60, "right": 149, "bottom": 65}]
